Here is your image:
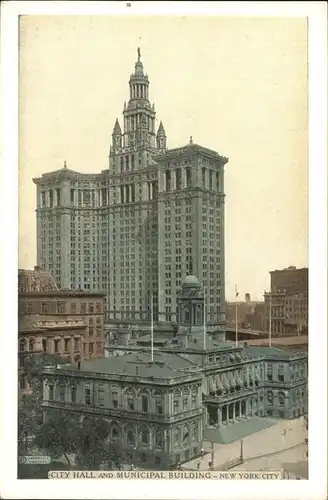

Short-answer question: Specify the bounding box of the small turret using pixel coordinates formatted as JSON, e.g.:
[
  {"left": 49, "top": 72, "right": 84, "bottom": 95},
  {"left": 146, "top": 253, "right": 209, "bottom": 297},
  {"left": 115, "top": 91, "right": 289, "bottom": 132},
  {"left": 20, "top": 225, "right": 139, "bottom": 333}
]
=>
[
  {"left": 156, "top": 121, "right": 167, "bottom": 153},
  {"left": 111, "top": 118, "right": 122, "bottom": 151}
]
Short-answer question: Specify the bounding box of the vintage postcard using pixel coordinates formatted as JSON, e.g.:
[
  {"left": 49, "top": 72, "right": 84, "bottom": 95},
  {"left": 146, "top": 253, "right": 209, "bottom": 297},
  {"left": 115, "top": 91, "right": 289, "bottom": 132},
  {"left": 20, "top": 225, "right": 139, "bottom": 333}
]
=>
[{"left": 0, "top": 1, "right": 327, "bottom": 499}]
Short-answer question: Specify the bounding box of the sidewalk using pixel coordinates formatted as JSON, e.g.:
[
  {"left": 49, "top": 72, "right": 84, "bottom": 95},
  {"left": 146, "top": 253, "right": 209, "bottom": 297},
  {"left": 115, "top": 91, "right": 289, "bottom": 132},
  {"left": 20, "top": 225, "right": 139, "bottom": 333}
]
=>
[{"left": 183, "top": 418, "right": 306, "bottom": 471}]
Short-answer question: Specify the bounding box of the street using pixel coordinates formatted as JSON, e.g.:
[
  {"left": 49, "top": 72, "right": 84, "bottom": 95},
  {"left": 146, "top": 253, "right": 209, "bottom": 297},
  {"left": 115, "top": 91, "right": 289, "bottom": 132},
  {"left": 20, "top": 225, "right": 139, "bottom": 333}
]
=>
[{"left": 183, "top": 417, "right": 307, "bottom": 477}]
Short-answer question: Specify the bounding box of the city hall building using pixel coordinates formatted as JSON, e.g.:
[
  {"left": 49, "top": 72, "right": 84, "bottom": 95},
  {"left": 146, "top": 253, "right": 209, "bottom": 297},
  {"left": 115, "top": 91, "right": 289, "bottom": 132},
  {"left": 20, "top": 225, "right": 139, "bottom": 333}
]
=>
[
  {"left": 33, "top": 50, "right": 227, "bottom": 328},
  {"left": 42, "top": 276, "right": 308, "bottom": 470}
]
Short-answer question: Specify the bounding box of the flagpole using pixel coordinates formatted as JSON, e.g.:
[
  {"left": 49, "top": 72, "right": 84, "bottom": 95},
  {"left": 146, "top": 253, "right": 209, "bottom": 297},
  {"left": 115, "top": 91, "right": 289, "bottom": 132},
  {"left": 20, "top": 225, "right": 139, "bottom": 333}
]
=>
[
  {"left": 269, "top": 293, "right": 272, "bottom": 347},
  {"left": 151, "top": 293, "right": 154, "bottom": 362},
  {"left": 235, "top": 285, "right": 238, "bottom": 346},
  {"left": 204, "top": 288, "right": 207, "bottom": 350}
]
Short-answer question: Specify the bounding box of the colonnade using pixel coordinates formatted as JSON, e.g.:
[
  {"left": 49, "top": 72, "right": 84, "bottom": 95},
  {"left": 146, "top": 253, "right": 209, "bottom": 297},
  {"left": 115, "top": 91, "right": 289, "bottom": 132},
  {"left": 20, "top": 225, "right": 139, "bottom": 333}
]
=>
[{"left": 206, "top": 397, "right": 257, "bottom": 427}]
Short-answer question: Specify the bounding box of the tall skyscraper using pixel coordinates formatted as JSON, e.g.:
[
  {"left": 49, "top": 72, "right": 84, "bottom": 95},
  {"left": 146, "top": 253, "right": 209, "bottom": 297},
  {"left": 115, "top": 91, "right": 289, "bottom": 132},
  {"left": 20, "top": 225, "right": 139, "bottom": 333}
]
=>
[{"left": 33, "top": 49, "right": 228, "bottom": 328}]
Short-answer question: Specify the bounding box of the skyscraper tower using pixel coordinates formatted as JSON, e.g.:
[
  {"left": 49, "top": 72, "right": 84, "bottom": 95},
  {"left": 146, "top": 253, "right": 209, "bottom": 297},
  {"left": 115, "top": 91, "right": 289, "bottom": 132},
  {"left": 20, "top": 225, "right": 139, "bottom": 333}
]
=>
[{"left": 33, "top": 49, "right": 228, "bottom": 330}]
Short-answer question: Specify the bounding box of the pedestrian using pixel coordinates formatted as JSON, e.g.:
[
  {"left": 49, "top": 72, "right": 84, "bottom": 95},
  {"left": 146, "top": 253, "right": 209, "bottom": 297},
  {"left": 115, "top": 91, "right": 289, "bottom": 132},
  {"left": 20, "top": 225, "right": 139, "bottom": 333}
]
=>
[
  {"left": 196, "top": 460, "right": 200, "bottom": 470},
  {"left": 201, "top": 448, "right": 204, "bottom": 458},
  {"left": 283, "top": 429, "right": 286, "bottom": 436},
  {"left": 208, "top": 460, "right": 212, "bottom": 470}
]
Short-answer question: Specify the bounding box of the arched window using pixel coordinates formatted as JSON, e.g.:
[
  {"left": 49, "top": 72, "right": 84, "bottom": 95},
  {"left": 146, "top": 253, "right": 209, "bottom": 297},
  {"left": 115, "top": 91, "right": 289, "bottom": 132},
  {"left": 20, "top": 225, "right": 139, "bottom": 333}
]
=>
[
  {"left": 127, "top": 429, "right": 134, "bottom": 446},
  {"left": 191, "top": 421, "right": 197, "bottom": 441},
  {"left": 191, "top": 387, "right": 197, "bottom": 408},
  {"left": 174, "top": 427, "right": 180, "bottom": 445},
  {"left": 48, "top": 383, "right": 54, "bottom": 401},
  {"left": 173, "top": 391, "right": 180, "bottom": 414},
  {"left": 126, "top": 389, "right": 134, "bottom": 411},
  {"left": 141, "top": 393, "right": 149, "bottom": 413},
  {"left": 155, "top": 429, "right": 163, "bottom": 449},
  {"left": 141, "top": 428, "right": 149, "bottom": 444},
  {"left": 183, "top": 425, "right": 189, "bottom": 445},
  {"left": 278, "top": 392, "right": 285, "bottom": 407},
  {"left": 111, "top": 425, "right": 120, "bottom": 441},
  {"left": 29, "top": 338, "right": 35, "bottom": 351},
  {"left": 19, "top": 338, "right": 25, "bottom": 351},
  {"left": 267, "top": 391, "right": 273, "bottom": 404},
  {"left": 155, "top": 395, "right": 163, "bottom": 415},
  {"left": 183, "top": 389, "right": 189, "bottom": 410},
  {"left": 194, "top": 304, "right": 202, "bottom": 325}
]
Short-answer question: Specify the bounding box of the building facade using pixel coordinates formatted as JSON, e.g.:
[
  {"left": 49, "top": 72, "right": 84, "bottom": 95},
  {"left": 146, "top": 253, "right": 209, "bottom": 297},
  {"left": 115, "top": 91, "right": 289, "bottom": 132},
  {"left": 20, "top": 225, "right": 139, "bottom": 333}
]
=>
[
  {"left": 33, "top": 50, "right": 228, "bottom": 328},
  {"left": 226, "top": 294, "right": 266, "bottom": 332},
  {"left": 18, "top": 315, "right": 85, "bottom": 398},
  {"left": 264, "top": 267, "right": 308, "bottom": 335},
  {"left": 42, "top": 276, "right": 308, "bottom": 469},
  {"left": 19, "top": 278, "right": 106, "bottom": 360}
]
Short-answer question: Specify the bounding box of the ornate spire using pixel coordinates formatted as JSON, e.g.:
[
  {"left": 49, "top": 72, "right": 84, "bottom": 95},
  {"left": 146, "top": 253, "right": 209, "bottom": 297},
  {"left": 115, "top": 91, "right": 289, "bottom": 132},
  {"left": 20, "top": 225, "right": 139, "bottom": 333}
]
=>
[
  {"left": 112, "top": 118, "right": 122, "bottom": 135},
  {"left": 189, "top": 136, "right": 193, "bottom": 145},
  {"left": 133, "top": 47, "right": 144, "bottom": 77},
  {"left": 64, "top": 160, "right": 67, "bottom": 169},
  {"left": 157, "top": 121, "right": 166, "bottom": 136}
]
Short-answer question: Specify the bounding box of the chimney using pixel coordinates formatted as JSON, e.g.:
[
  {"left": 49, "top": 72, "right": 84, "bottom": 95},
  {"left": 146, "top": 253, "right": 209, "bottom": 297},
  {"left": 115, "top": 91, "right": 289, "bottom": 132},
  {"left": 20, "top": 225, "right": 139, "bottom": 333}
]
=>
[{"left": 245, "top": 293, "right": 251, "bottom": 303}]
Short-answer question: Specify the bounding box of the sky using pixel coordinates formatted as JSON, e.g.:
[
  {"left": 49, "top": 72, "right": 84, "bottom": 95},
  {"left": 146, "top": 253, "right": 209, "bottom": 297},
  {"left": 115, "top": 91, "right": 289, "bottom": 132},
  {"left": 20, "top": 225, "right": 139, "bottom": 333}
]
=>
[{"left": 18, "top": 15, "right": 308, "bottom": 301}]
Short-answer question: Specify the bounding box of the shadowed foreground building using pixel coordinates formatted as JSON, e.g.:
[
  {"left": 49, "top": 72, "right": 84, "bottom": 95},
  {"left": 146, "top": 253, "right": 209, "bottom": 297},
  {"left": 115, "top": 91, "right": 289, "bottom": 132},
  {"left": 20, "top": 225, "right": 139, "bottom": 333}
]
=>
[{"left": 42, "top": 276, "right": 308, "bottom": 470}]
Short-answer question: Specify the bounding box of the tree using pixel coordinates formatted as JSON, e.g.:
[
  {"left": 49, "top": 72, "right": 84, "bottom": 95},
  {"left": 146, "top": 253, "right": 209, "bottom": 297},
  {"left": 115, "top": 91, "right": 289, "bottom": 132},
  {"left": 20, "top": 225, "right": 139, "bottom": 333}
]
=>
[
  {"left": 18, "top": 353, "right": 70, "bottom": 453},
  {"left": 33, "top": 410, "right": 80, "bottom": 467},
  {"left": 75, "top": 417, "right": 113, "bottom": 470}
]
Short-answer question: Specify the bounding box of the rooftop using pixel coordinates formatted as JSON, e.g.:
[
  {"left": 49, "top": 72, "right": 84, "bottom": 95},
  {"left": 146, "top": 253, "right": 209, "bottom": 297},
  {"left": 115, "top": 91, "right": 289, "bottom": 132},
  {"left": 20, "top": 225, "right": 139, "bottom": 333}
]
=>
[
  {"left": 19, "top": 290, "right": 106, "bottom": 298},
  {"left": 182, "top": 275, "right": 201, "bottom": 288},
  {"left": 243, "top": 346, "right": 305, "bottom": 359},
  {"left": 51, "top": 351, "right": 203, "bottom": 382}
]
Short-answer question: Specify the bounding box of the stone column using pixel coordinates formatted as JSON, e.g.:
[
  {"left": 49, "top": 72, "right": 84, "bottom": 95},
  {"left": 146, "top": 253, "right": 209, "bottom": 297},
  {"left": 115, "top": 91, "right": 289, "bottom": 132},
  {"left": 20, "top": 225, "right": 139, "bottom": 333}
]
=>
[
  {"left": 204, "top": 406, "right": 208, "bottom": 426},
  {"left": 218, "top": 407, "right": 222, "bottom": 427},
  {"left": 182, "top": 168, "right": 186, "bottom": 189},
  {"left": 161, "top": 171, "right": 166, "bottom": 193},
  {"left": 48, "top": 338, "right": 55, "bottom": 354},
  {"left": 172, "top": 170, "right": 176, "bottom": 190},
  {"left": 235, "top": 401, "right": 239, "bottom": 420},
  {"left": 244, "top": 399, "right": 248, "bottom": 418},
  {"left": 204, "top": 169, "right": 208, "bottom": 189},
  {"left": 142, "top": 182, "right": 148, "bottom": 201},
  {"left": 233, "top": 403, "right": 236, "bottom": 422},
  {"left": 65, "top": 381, "right": 70, "bottom": 403}
]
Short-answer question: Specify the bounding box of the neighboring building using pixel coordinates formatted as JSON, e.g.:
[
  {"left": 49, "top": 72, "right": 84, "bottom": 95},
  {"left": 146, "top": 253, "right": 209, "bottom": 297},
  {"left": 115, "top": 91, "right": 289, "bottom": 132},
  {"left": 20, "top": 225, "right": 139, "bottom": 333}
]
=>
[
  {"left": 18, "top": 266, "right": 58, "bottom": 292},
  {"left": 19, "top": 288, "right": 106, "bottom": 360},
  {"left": 264, "top": 267, "right": 308, "bottom": 336},
  {"left": 270, "top": 266, "right": 308, "bottom": 295},
  {"left": 19, "top": 268, "right": 106, "bottom": 360},
  {"left": 33, "top": 49, "right": 228, "bottom": 329},
  {"left": 18, "top": 315, "right": 84, "bottom": 398},
  {"left": 42, "top": 276, "right": 308, "bottom": 470},
  {"left": 226, "top": 294, "right": 266, "bottom": 332}
]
